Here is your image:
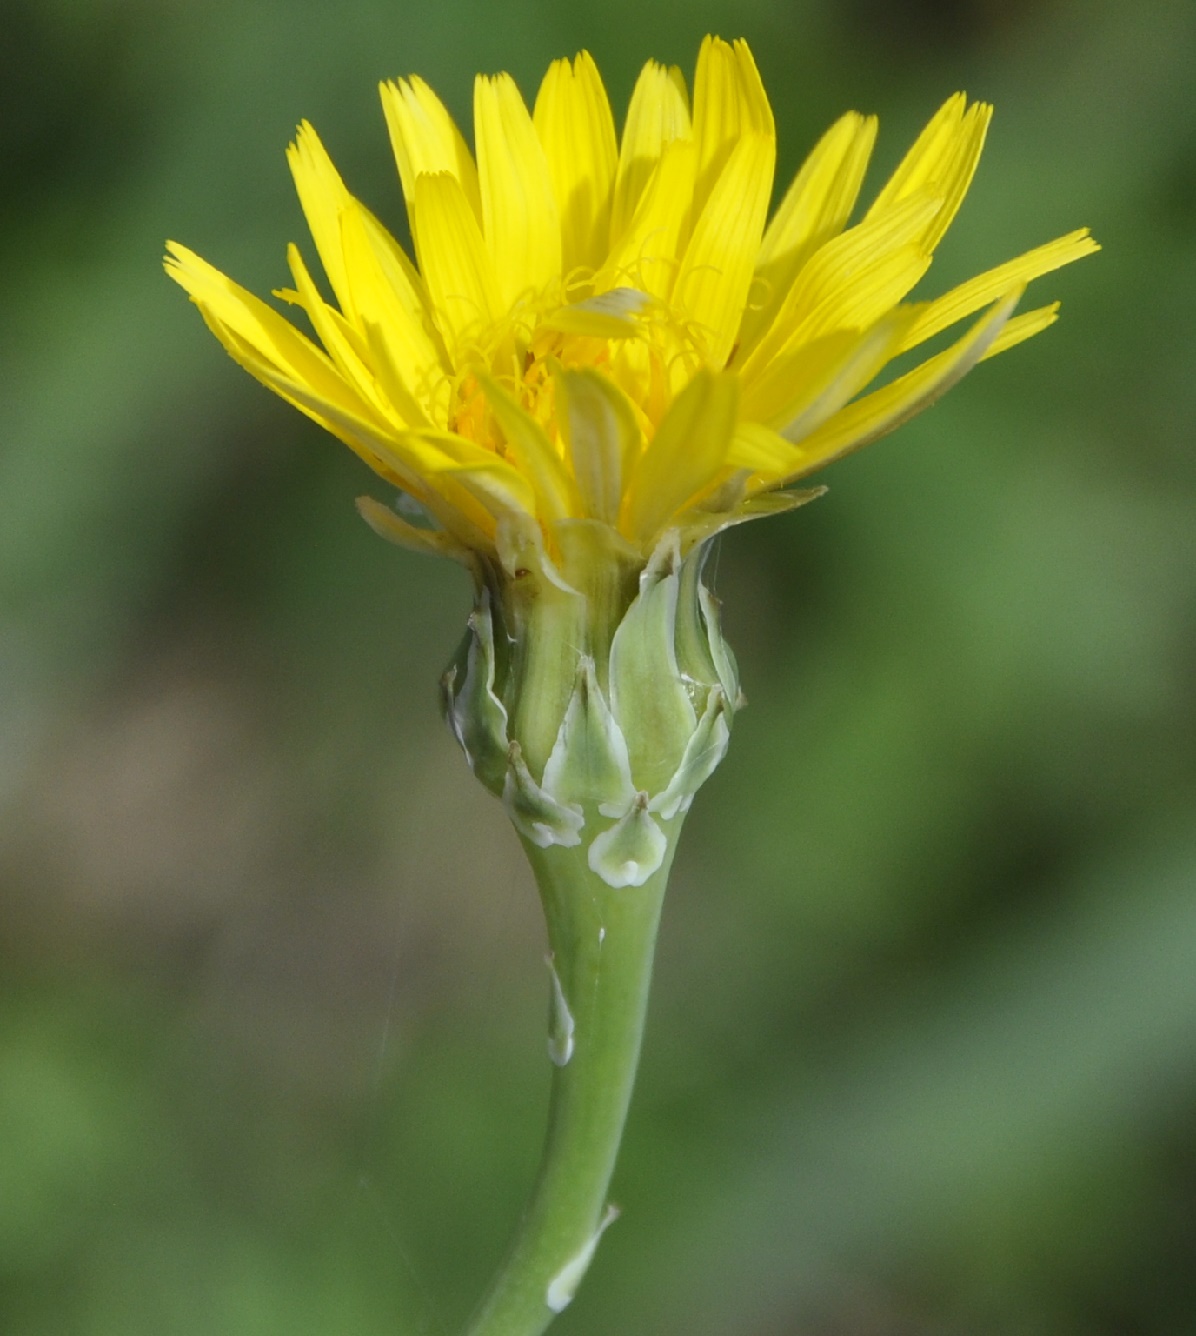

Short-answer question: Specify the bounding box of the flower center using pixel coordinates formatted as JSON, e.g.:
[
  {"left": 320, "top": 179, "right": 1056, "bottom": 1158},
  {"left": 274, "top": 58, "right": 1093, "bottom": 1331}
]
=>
[{"left": 445, "top": 288, "right": 708, "bottom": 474}]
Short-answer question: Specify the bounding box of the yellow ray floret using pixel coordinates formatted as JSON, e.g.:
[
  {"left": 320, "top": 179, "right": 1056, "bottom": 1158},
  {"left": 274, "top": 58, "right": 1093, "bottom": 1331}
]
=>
[
  {"left": 166, "top": 37, "right": 1098, "bottom": 564},
  {"left": 533, "top": 52, "right": 619, "bottom": 280}
]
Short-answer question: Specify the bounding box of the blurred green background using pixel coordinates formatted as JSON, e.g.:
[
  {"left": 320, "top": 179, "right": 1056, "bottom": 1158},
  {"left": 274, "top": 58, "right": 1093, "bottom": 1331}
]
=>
[{"left": 2, "top": 0, "right": 1194, "bottom": 1332}]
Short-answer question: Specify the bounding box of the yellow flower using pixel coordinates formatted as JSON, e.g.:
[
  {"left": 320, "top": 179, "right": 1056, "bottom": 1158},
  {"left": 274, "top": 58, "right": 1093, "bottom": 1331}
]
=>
[{"left": 165, "top": 36, "right": 1096, "bottom": 566}]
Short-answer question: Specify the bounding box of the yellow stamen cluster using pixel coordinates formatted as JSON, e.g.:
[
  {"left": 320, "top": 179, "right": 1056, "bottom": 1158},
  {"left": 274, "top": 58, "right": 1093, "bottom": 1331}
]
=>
[{"left": 165, "top": 37, "right": 1097, "bottom": 565}]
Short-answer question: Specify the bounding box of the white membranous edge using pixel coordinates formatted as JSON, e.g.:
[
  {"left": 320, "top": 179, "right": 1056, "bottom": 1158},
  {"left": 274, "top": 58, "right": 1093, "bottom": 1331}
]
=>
[
  {"left": 545, "top": 1204, "right": 621, "bottom": 1314},
  {"left": 545, "top": 953, "right": 576, "bottom": 1067},
  {"left": 503, "top": 742, "right": 585, "bottom": 848},
  {"left": 648, "top": 686, "right": 731, "bottom": 821},
  {"left": 587, "top": 793, "right": 667, "bottom": 888},
  {"left": 442, "top": 588, "right": 510, "bottom": 788}
]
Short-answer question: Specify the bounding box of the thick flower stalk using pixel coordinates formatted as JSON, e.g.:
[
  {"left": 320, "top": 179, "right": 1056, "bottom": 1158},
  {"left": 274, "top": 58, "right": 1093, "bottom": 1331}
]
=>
[{"left": 166, "top": 35, "right": 1095, "bottom": 1335}]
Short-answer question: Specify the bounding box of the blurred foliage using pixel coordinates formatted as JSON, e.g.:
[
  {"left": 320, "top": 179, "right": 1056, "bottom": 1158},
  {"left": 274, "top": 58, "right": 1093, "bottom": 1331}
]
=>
[{"left": 2, "top": 0, "right": 1194, "bottom": 1332}]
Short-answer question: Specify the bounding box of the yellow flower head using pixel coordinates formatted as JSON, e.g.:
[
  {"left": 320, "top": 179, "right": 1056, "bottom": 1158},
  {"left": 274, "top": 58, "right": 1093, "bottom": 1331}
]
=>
[{"left": 166, "top": 37, "right": 1096, "bottom": 567}]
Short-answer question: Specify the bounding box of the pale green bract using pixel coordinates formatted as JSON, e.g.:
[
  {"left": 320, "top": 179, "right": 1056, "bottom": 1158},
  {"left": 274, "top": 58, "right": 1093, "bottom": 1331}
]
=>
[{"left": 442, "top": 528, "right": 739, "bottom": 888}]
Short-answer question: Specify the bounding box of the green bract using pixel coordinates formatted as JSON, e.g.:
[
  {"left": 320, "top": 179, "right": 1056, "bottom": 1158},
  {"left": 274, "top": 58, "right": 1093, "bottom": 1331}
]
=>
[{"left": 441, "top": 526, "right": 740, "bottom": 887}]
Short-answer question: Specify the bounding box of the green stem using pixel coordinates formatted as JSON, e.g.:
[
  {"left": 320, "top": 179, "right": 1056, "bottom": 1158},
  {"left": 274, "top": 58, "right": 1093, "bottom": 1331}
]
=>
[{"left": 463, "top": 835, "right": 676, "bottom": 1336}]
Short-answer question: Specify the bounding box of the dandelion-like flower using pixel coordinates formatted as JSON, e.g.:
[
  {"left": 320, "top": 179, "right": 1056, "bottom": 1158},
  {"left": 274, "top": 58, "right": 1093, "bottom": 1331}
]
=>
[
  {"left": 166, "top": 37, "right": 1095, "bottom": 571},
  {"left": 165, "top": 40, "right": 1096, "bottom": 1334}
]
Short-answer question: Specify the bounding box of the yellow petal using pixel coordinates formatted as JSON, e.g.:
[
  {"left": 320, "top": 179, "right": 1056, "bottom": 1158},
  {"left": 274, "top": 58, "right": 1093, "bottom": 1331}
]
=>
[
  {"left": 556, "top": 368, "right": 643, "bottom": 525},
  {"left": 757, "top": 113, "right": 877, "bottom": 271},
  {"left": 474, "top": 73, "right": 562, "bottom": 309},
  {"left": 285, "top": 242, "right": 394, "bottom": 417},
  {"left": 979, "top": 301, "right": 1060, "bottom": 360},
  {"left": 796, "top": 241, "right": 930, "bottom": 342},
  {"left": 866, "top": 92, "right": 965, "bottom": 212},
  {"left": 356, "top": 494, "right": 471, "bottom": 563},
  {"left": 165, "top": 241, "right": 378, "bottom": 424},
  {"left": 866, "top": 94, "right": 992, "bottom": 252},
  {"left": 404, "top": 426, "right": 520, "bottom": 474},
  {"left": 725, "top": 420, "right": 805, "bottom": 475},
  {"left": 363, "top": 441, "right": 503, "bottom": 548},
  {"left": 216, "top": 327, "right": 396, "bottom": 479},
  {"left": 609, "top": 60, "right": 692, "bottom": 246},
  {"left": 780, "top": 288, "right": 1023, "bottom": 479},
  {"left": 357, "top": 205, "right": 452, "bottom": 371},
  {"left": 741, "top": 309, "right": 917, "bottom": 443},
  {"left": 621, "top": 370, "right": 739, "bottom": 542},
  {"left": 286, "top": 121, "right": 361, "bottom": 316},
  {"left": 476, "top": 373, "right": 577, "bottom": 521},
  {"left": 533, "top": 52, "right": 619, "bottom": 279},
  {"left": 375, "top": 426, "right": 540, "bottom": 539},
  {"left": 339, "top": 202, "right": 454, "bottom": 418},
  {"left": 690, "top": 37, "right": 775, "bottom": 221},
  {"left": 899, "top": 228, "right": 1099, "bottom": 352},
  {"left": 283, "top": 383, "right": 444, "bottom": 481},
  {"left": 541, "top": 287, "right": 652, "bottom": 339},
  {"left": 380, "top": 75, "right": 482, "bottom": 221},
  {"left": 202, "top": 316, "right": 432, "bottom": 494},
  {"left": 673, "top": 132, "right": 774, "bottom": 368},
  {"left": 439, "top": 459, "right": 540, "bottom": 526},
  {"left": 344, "top": 200, "right": 449, "bottom": 379},
  {"left": 922, "top": 102, "right": 991, "bottom": 252},
  {"left": 740, "top": 193, "right": 940, "bottom": 379},
  {"left": 285, "top": 120, "right": 449, "bottom": 398},
  {"left": 739, "top": 111, "right": 877, "bottom": 356},
  {"left": 409, "top": 171, "right": 501, "bottom": 354},
  {"left": 599, "top": 137, "right": 696, "bottom": 300},
  {"left": 336, "top": 203, "right": 438, "bottom": 392}
]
